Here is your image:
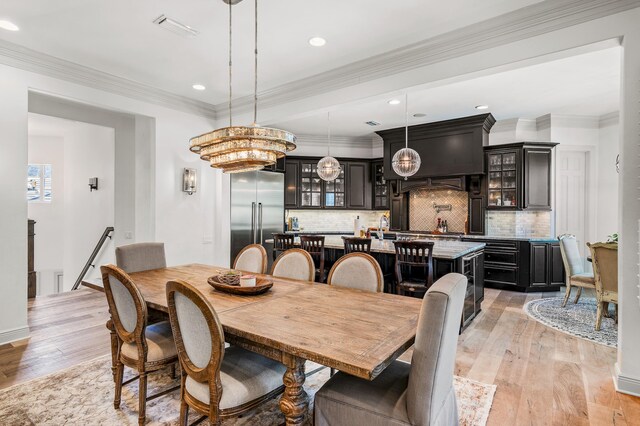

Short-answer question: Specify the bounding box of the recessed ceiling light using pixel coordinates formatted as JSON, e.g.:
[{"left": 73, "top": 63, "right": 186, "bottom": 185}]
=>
[
  {"left": 413, "top": 113, "right": 427, "bottom": 118},
  {"left": 308, "top": 37, "right": 326, "bottom": 47},
  {"left": 192, "top": 84, "right": 206, "bottom": 91},
  {"left": 475, "top": 105, "right": 489, "bottom": 110},
  {"left": 0, "top": 20, "right": 19, "bottom": 32},
  {"left": 388, "top": 99, "right": 401, "bottom": 105}
]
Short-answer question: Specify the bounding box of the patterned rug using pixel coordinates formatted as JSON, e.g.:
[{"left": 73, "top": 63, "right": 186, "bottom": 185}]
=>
[
  {"left": 524, "top": 297, "right": 617, "bottom": 347},
  {"left": 0, "top": 355, "right": 495, "bottom": 425}
]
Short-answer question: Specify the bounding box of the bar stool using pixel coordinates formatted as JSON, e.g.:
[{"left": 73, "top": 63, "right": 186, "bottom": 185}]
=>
[
  {"left": 393, "top": 240, "right": 434, "bottom": 297},
  {"left": 271, "top": 233, "right": 295, "bottom": 262},
  {"left": 300, "top": 235, "right": 327, "bottom": 283},
  {"left": 342, "top": 236, "right": 372, "bottom": 254}
]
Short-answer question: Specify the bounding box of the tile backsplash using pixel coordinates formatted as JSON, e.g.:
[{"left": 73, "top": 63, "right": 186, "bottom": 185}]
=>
[
  {"left": 486, "top": 210, "right": 552, "bottom": 238},
  {"left": 409, "top": 189, "right": 469, "bottom": 233},
  {"left": 286, "top": 210, "right": 389, "bottom": 232}
]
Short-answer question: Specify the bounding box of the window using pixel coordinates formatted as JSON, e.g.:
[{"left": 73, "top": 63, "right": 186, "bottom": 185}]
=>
[{"left": 27, "top": 164, "right": 52, "bottom": 202}]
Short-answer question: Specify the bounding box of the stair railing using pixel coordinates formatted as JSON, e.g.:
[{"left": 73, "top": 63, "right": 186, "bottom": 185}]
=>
[{"left": 72, "top": 226, "right": 114, "bottom": 290}]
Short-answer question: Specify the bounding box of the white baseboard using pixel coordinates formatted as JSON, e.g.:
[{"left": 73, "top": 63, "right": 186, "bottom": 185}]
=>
[
  {"left": 615, "top": 363, "right": 640, "bottom": 397},
  {"left": 0, "top": 326, "right": 30, "bottom": 345}
]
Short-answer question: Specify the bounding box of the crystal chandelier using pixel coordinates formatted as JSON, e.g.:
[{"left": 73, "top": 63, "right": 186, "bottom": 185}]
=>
[
  {"left": 190, "top": 0, "right": 296, "bottom": 173},
  {"left": 317, "top": 112, "right": 341, "bottom": 181},
  {"left": 391, "top": 93, "right": 421, "bottom": 179}
]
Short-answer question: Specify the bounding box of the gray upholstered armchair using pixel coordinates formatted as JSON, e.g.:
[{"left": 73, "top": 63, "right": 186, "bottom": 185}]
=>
[
  {"left": 557, "top": 234, "right": 595, "bottom": 306},
  {"left": 115, "top": 242, "right": 167, "bottom": 273},
  {"left": 314, "top": 273, "right": 467, "bottom": 426}
]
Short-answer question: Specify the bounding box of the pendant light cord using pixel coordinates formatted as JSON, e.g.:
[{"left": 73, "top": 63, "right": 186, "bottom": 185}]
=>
[
  {"left": 228, "top": 1, "right": 232, "bottom": 127},
  {"left": 327, "top": 111, "right": 331, "bottom": 156},
  {"left": 253, "top": 0, "right": 258, "bottom": 125},
  {"left": 405, "top": 93, "right": 408, "bottom": 148}
]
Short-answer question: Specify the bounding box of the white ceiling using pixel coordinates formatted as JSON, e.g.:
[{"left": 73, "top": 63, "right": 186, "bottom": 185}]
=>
[
  {"left": 271, "top": 46, "right": 621, "bottom": 137},
  {"left": 0, "top": 0, "right": 542, "bottom": 104}
]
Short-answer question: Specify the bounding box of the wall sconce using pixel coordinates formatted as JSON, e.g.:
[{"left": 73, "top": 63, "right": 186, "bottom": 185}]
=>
[
  {"left": 89, "top": 177, "right": 99, "bottom": 191},
  {"left": 183, "top": 168, "right": 197, "bottom": 195}
]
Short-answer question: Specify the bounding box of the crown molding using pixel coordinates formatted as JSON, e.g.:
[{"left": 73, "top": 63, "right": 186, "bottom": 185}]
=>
[
  {"left": 599, "top": 111, "right": 620, "bottom": 127},
  {"left": 217, "top": 0, "right": 638, "bottom": 116},
  {"left": 0, "top": 39, "right": 217, "bottom": 118}
]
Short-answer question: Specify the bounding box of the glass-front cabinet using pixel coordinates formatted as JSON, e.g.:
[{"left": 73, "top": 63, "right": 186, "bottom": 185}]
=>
[
  {"left": 487, "top": 151, "right": 518, "bottom": 208},
  {"left": 372, "top": 161, "right": 388, "bottom": 209},
  {"left": 300, "top": 162, "right": 322, "bottom": 207},
  {"left": 323, "top": 166, "right": 345, "bottom": 208}
]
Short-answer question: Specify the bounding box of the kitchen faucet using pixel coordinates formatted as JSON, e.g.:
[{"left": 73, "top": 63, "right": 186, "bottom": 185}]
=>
[{"left": 377, "top": 215, "right": 389, "bottom": 239}]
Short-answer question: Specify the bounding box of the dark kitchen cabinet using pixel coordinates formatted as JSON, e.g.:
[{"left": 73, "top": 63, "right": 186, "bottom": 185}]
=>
[
  {"left": 346, "top": 162, "right": 371, "bottom": 209},
  {"left": 284, "top": 160, "right": 299, "bottom": 208},
  {"left": 548, "top": 243, "right": 565, "bottom": 286},
  {"left": 389, "top": 190, "right": 408, "bottom": 231},
  {"left": 485, "top": 142, "right": 557, "bottom": 211},
  {"left": 284, "top": 157, "right": 375, "bottom": 210},
  {"left": 28, "top": 219, "right": 36, "bottom": 299},
  {"left": 530, "top": 243, "right": 549, "bottom": 286},
  {"left": 467, "top": 175, "right": 485, "bottom": 235},
  {"left": 372, "top": 161, "right": 388, "bottom": 209}
]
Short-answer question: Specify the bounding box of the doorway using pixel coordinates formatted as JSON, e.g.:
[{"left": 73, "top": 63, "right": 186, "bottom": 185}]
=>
[{"left": 27, "top": 113, "right": 116, "bottom": 295}]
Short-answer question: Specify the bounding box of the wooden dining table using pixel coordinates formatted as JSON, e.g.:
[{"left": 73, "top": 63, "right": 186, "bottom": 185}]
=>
[{"left": 102, "top": 264, "right": 422, "bottom": 425}]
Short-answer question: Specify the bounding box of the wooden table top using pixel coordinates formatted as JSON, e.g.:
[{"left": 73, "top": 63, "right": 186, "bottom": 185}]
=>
[{"left": 126, "top": 264, "right": 422, "bottom": 380}]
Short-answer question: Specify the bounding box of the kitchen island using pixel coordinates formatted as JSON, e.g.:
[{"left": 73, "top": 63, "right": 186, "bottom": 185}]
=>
[{"left": 264, "top": 235, "right": 485, "bottom": 328}]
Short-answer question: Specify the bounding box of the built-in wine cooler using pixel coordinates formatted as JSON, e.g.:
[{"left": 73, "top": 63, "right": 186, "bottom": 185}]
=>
[{"left": 461, "top": 250, "right": 484, "bottom": 328}]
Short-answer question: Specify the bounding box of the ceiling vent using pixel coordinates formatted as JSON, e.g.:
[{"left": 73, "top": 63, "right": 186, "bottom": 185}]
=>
[
  {"left": 153, "top": 15, "right": 199, "bottom": 37},
  {"left": 365, "top": 121, "right": 381, "bottom": 126}
]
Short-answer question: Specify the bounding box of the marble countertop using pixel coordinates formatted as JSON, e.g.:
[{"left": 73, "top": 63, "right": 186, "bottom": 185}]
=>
[{"left": 265, "top": 235, "right": 486, "bottom": 260}]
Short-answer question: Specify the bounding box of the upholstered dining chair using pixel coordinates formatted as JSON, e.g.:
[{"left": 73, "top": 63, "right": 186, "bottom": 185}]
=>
[
  {"left": 270, "top": 248, "right": 315, "bottom": 282},
  {"left": 342, "top": 236, "right": 372, "bottom": 254},
  {"left": 165, "top": 279, "right": 286, "bottom": 425},
  {"left": 232, "top": 244, "right": 267, "bottom": 274},
  {"left": 314, "top": 273, "right": 467, "bottom": 426},
  {"left": 587, "top": 242, "right": 618, "bottom": 331},
  {"left": 115, "top": 242, "right": 167, "bottom": 274},
  {"left": 327, "top": 253, "right": 383, "bottom": 293},
  {"left": 100, "top": 264, "right": 179, "bottom": 426},
  {"left": 272, "top": 233, "right": 295, "bottom": 261},
  {"left": 558, "top": 234, "right": 595, "bottom": 307},
  {"left": 300, "top": 235, "right": 327, "bottom": 282},
  {"left": 393, "top": 240, "right": 435, "bottom": 297}
]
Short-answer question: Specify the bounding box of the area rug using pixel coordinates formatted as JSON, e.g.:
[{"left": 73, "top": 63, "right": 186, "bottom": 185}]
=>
[
  {"left": 524, "top": 297, "right": 617, "bottom": 347},
  {"left": 0, "top": 355, "right": 495, "bottom": 425}
]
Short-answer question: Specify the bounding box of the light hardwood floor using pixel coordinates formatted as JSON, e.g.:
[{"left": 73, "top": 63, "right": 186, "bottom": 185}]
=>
[{"left": 0, "top": 287, "right": 638, "bottom": 425}]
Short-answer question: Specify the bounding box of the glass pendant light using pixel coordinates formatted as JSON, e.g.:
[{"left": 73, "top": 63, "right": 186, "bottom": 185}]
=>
[
  {"left": 317, "top": 112, "right": 341, "bottom": 181},
  {"left": 391, "top": 93, "right": 421, "bottom": 180},
  {"left": 190, "top": 0, "right": 296, "bottom": 173}
]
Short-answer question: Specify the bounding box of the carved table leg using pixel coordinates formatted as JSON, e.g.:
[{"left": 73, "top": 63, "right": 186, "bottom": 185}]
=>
[
  {"left": 106, "top": 318, "right": 118, "bottom": 383},
  {"left": 279, "top": 354, "right": 308, "bottom": 426}
]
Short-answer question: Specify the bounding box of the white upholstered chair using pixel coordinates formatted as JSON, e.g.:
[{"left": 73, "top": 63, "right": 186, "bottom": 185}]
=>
[
  {"left": 115, "top": 242, "right": 167, "bottom": 273},
  {"left": 558, "top": 234, "right": 595, "bottom": 306},
  {"left": 270, "top": 248, "right": 315, "bottom": 282},
  {"left": 232, "top": 244, "right": 268, "bottom": 274},
  {"left": 100, "top": 264, "right": 178, "bottom": 426},
  {"left": 166, "top": 279, "right": 286, "bottom": 425},
  {"left": 327, "top": 253, "right": 383, "bottom": 293},
  {"left": 314, "top": 273, "right": 467, "bottom": 426}
]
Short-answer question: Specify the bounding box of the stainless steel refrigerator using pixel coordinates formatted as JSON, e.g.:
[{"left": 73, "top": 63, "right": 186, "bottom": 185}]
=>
[{"left": 230, "top": 171, "right": 284, "bottom": 270}]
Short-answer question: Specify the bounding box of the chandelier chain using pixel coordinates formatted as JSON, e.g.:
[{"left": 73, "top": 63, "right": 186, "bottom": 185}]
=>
[
  {"left": 327, "top": 111, "right": 331, "bottom": 156},
  {"left": 228, "top": 0, "right": 232, "bottom": 127},
  {"left": 405, "top": 92, "right": 408, "bottom": 148},
  {"left": 254, "top": 0, "right": 258, "bottom": 125}
]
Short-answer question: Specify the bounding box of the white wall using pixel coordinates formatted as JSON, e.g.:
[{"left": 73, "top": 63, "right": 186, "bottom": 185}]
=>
[
  {"left": 597, "top": 114, "right": 620, "bottom": 241},
  {"left": 27, "top": 136, "right": 65, "bottom": 295}
]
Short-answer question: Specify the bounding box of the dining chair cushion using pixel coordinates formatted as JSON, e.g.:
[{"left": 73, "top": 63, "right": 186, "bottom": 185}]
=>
[
  {"left": 185, "top": 346, "right": 286, "bottom": 410},
  {"left": 314, "top": 360, "right": 411, "bottom": 426},
  {"left": 233, "top": 245, "right": 267, "bottom": 274},
  {"left": 174, "top": 291, "right": 211, "bottom": 369},
  {"left": 327, "top": 253, "right": 383, "bottom": 293},
  {"left": 271, "top": 249, "right": 315, "bottom": 282},
  {"left": 571, "top": 272, "right": 595, "bottom": 285},
  {"left": 115, "top": 242, "right": 167, "bottom": 274},
  {"left": 559, "top": 235, "right": 584, "bottom": 276},
  {"left": 107, "top": 274, "right": 138, "bottom": 333},
  {"left": 120, "top": 321, "right": 177, "bottom": 362}
]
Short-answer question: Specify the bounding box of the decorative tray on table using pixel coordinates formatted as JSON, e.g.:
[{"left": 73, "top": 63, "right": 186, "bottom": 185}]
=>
[{"left": 207, "top": 275, "right": 273, "bottom": 295}]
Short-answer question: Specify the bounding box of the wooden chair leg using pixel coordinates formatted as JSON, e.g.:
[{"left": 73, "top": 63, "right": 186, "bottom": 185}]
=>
[
  {"left": 561, "top": 283, "right": 571, "bottom": 307},
  {"left": 595, "top": 302, "right": 604, "bottom": 331},
  {"left": 171, "top": 363, "right": 176, "bottom": 379},
  {"left": 615, "top": 303, "right": 619, "bottom": 324},
  {"left": 113, "top": 361, "right": 124, "bottom": 409},
  {"left": 179, "top": 400, "right": 189, "bottom": 426},
  {"left": 330, "top": 368, "right": 335, "bottom": 376},
  {"left": 573, "top": 287, "right": 582, "bottom": 304},
  {"left": 138, "top": 371, "right": 148, "bottom": 425}
]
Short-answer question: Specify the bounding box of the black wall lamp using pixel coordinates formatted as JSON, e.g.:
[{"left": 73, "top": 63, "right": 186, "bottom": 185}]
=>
[{"left": 89, "top": 177, "right": 99, "bottom": 191}]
